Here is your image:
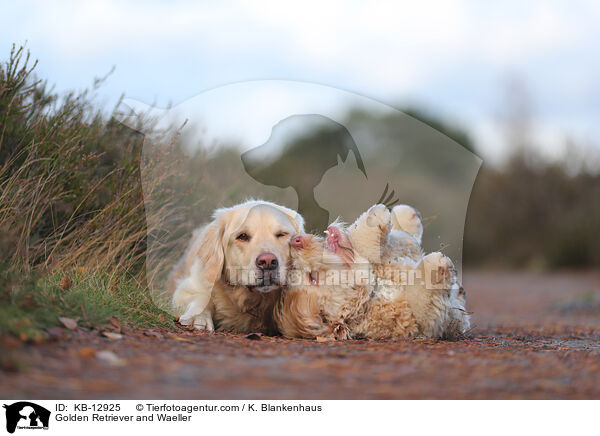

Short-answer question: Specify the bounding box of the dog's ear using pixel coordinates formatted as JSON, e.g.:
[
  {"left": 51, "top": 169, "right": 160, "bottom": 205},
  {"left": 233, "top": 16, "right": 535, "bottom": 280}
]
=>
[
  {"left": 195, "top": 216, "right": 226, "bottom": 284},
  {"left": 274, "top": 204, "right": 305, "bottom": 233}
]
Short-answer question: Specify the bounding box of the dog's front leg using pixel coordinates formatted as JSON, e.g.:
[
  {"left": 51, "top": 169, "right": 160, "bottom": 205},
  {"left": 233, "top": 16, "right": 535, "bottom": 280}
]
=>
[
  {"left": 172, "top": 258, "right": 216, "bottom": 331},
  {"left": 179, "top": 299, "right": 214, "bottom": 331}
]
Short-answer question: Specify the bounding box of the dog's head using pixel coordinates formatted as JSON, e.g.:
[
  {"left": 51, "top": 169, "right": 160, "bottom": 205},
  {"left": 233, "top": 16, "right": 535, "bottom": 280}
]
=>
[
  {"left": 288, "top": 232, "right": 352, "bottom": 287},
  {"left": 196, "top": 200, "right": 304, "bottom": 293}
]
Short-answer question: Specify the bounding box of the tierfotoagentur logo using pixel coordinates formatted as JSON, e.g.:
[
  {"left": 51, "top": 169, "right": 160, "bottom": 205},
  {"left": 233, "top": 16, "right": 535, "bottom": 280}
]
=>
[
  {"left": 116, "top": 80, "right": 481, "bottom": 315},
  {"left": 2, "top": 402, "right": 50, "bottom": 434}
]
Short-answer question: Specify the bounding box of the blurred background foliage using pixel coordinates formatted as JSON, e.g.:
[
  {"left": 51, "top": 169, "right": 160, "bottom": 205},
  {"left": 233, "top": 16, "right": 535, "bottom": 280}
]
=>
[{"left": 1, "top": 43, "right": 599, "bottom": 284}]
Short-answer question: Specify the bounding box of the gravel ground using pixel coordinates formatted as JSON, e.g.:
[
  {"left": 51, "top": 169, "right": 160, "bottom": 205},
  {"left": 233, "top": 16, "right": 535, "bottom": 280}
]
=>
[{"left": 2, "top": 271, "right": 599, "bottom": 399}]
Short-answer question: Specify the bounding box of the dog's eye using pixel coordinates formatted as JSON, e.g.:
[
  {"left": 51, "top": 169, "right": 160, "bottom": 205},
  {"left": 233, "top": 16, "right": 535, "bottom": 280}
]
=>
[
  {"left": 275, "top": 232, "right": 288, "bottom": 238},
  {"left": 236, "top": 232, "right": 250, "bottom": 242}
]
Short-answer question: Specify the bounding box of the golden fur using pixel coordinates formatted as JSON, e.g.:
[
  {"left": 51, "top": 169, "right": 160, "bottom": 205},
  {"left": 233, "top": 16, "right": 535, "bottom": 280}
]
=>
[
  {"left": 275, "top": 233, "right": 442, "bottom": 340},
  {"left": 168, "top": 200, "right": 304, "bottom": 333},
  {"left": 275, "top": 234, "right": 371, "bottom": 340}
]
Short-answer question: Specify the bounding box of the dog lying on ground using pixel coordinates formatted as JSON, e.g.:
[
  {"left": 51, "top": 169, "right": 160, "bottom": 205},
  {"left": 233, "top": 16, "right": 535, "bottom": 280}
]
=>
[
  {"left": 274, "top": 232, "right": 372, "bottom": 339},
  {"left": 275, "top": 204, "right": 470, "bottom": 340},
  {"left": 168, "top": 200, "right": 305, "bottom": 334},
  {"left": 333, "top": 204, "right": 470, "bottom": 338}
]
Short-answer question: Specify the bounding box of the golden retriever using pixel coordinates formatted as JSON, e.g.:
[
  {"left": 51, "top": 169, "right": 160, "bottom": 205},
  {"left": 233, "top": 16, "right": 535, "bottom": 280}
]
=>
[{"left": 168, "top": 200, "right": 304, "bottom": 334}]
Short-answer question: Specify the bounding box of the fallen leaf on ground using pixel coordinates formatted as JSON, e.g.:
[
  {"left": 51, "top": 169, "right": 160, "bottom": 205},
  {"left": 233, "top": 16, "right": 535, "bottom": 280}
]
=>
[
  {"left": 101, "top": 331, "right": 123, "bottom": 340},
  {"left": 108, "top": 316, "right": 122, "bottom": 332},
  {"left": 79, "top": 348, "right": 96, "bottom": 358},
  {"left": 143, "top": 331, "right": 163, "bottom": 339},
  {"left": 96, "top": 350, "right": 125, "bottom": 366},
  {"left": 58, "top": 317, "right": 78, "bottom": 330},
  {"left": 244, "top": 333, "right": 263, "bottom": 340},
  {"left": 173, "top": 336, "right": 194, "bottom": 343},
  {"left": 174, "top": 319, "right": 197, "bottom": 331},
  {"left": 316, "top": 336, "right": 336, "bottom": 342},
  {"left": 157, "top": 313, "right": 166, "bottom": 322}
]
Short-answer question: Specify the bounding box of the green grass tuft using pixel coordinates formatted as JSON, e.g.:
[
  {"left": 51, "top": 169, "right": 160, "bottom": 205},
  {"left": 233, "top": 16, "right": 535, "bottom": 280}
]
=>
[{"left": 0, "top": 266, "right": 175, "bottom": 340}]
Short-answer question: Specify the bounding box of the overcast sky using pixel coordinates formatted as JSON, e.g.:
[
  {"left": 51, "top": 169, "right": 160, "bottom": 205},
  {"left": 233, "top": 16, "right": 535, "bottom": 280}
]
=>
[{"left": 2, "top": 0, "right": 599, "bottom": 163}]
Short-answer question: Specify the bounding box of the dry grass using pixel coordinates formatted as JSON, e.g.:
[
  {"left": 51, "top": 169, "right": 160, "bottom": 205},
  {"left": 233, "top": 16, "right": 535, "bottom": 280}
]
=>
[
  {"left": 0, "top": 45, "right": 193, "bottom": 278},
  {"left": 0, "top": 44, "right": 188, "bottom": 335}
]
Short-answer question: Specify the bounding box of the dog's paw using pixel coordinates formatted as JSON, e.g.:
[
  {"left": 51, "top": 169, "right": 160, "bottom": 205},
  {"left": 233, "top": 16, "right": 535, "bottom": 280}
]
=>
[
  {"left": 391, "top": 205, "right": 423, "bottom": 242},
  {"left": 179, "top": 311, "right": 214, "bottom": 331},
  {"left": 365, "top": 204, "right": 391, "bottom": 233},
  {"left": 423, "top": 252, "right": 454, "bottom": 288},
  {"left": 349, "top": 204, "right": 391, "bottom": 264}
]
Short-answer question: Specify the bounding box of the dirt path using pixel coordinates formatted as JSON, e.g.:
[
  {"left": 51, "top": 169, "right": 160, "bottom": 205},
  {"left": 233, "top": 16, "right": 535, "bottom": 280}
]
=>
[{"left": 2, "top": 271, "right": 600, "bottom": 399}]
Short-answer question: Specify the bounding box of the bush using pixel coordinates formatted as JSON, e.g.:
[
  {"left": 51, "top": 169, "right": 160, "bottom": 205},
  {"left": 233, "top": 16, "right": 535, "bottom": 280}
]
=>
[
  {"left": 0, "top": 44, "right": 182, "bottom": 335},
  {"left": 0, "top": 45, "right": 151, "bottom": 275},
  {"left": 464, "top": 152, "right": 600, "bottom": 269}
]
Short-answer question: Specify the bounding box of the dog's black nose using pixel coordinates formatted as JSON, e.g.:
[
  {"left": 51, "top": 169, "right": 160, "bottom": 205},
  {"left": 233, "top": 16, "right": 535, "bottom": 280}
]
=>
[{"left": 256, "top": 252, "right": 278, "bottom": 270}]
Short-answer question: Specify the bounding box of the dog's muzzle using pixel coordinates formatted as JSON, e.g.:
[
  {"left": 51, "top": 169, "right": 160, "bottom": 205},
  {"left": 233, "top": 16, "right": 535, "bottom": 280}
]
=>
[{"left": 251, "top": 252, "right": 280, "bottom": 291}]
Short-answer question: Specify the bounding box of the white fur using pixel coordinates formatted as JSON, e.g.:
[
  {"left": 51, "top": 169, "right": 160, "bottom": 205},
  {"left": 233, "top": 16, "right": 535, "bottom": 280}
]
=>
[
  {"left": 391, "top": 204, "right": 423, "bottom": 244},
  {"left": 173, "top": 258, "right": 215, "bottom": 330},
  {"left": 349, "top": 205, "right": 470, "bottom": 338}
]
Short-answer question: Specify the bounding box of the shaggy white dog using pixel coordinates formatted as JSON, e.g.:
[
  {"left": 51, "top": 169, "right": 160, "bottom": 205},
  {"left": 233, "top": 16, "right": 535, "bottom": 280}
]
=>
[
  {"left": 275, "top": 204, "right": 470, "bottom": 340},
  {"left": 340, "top": 204, "right": 470, "bottom": 338}
]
